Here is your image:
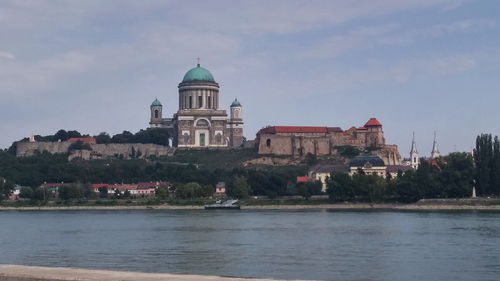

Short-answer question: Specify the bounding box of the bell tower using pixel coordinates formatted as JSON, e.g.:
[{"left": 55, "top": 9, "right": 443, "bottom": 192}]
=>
[
  {"left": 410, "top": 132, "right": 419, "bottom": 169},
  {"left": 228, "top": 98, "right": 244, "bottom": 147},
  {"left": 431, "top": 131, "right": 440, "bottom": 159},
  {"left": 150, "top": 99, "right": 163, "bottom": 128}
]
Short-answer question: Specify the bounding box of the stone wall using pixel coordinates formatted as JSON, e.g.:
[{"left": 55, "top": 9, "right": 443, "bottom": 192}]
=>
[{"left": 16, "top": 141, "right": 175, "bottom": 160}]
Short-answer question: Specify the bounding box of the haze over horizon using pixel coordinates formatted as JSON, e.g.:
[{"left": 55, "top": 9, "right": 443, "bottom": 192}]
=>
[{"left": 1, "top": 0, "right": 499, "bottom": 157}]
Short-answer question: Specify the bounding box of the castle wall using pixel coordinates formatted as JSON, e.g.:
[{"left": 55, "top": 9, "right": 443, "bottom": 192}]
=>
[
  {"left": 257, "top": 134, "right": 293, "bottom": 155},
  {"left": 16, "top": 142, "right": 175, "bottom": 160}
]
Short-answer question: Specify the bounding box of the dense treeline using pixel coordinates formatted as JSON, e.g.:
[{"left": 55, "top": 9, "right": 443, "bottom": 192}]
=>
[
  {"left": 0, "top": 149, "right": 306, "bottom": 199},
  {"left": 328, "top": 152, "right": 475, "bottom": 203},
  {"left": 10, "top": 128, "right": 171, "bottom": 151}
]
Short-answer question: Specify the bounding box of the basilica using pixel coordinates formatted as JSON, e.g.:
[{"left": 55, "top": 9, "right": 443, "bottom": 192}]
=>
[{"left": 149, "top": 63, "right": 244, "bottom": 148}]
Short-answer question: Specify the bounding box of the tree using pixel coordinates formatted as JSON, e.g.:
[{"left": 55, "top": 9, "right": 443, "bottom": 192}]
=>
[
  {"left": 175, "top": 183, "right": 200, "bottom": 199},
  {"left": 334, "top": 146, "right": 360, "bottom": 158},
  {"left": 475, "top": 134, "right": 493, "bottom": 196},
  {"left": 439, "top": 152, "right": 474, "bottom": 198},
  {"left": 114, "top": 188, "right": 122, "bottom": 199},
  {"left": 0, "top": 177, "right": 14, "bottom": 201},
  {"left": 58, "top": 185, "right": 83, "bottom": 200},
  {"left": 328, "top": 173, "right": 354, "bottom": 201},
  {"left": 123, "top": 189, "right": 131, "bottom": 198},
  {"left": 305, "top": 153, "right": 317, "bottom": 166},
  {"left": 98, "top": 186, "right": 108, "bottom": 198},
  {"left": 491, "top": 136, "right": 500, "bottom": 196},
  {"left": 155, "top": 185, "right": 169, "bottom": 199},
  {"left": 68, "top": 140, "right": 91, "bottom": 151},
  {"left": 19, "top": 186, "right": 34, "bottom": 199},
  {"left": 306, "top": 181, "right": 323, "bottom": 195},
  {"left": 231, "top": 176, "right": 250, "bottom": 199},
  {"left": 95, "top": 132, "right": 111, "bottom": 144},
  {"left": 297, "top": 183, "right": 310, "bottom": 199}
]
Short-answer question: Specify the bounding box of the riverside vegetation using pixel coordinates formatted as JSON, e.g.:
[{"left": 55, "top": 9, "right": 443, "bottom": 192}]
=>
[{"left": 1, "top": 133, "right": 500, "bottom": 205}]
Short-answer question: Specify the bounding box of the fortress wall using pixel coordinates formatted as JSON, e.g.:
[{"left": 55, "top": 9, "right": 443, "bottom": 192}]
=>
[
  {"left": 301, "top": 137, "right": 330, "bottom": 156},
  {"left": 16, "top": 141, "right": 175, "bottom": 159},
  {"left": 16, "top": 142, "right": 71, "bottom": 157},
  {"left": 257, "top": 134, "right": 292, "bottom": 155},
  {"left": 91, "top": 143, "right": 175, "bottom": 158}
]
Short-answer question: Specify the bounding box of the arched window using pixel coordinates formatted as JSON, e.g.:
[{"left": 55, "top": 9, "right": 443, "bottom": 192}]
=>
[
  {"left": 154, "top": 110, "right": 159, "bottom": 119},
  {"left": 266, "top": 138, "right": 271, "bottom": 148}
]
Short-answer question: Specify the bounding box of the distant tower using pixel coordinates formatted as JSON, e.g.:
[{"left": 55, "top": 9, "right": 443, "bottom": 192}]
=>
[
  {"left": 29, "top": 134, "right": 36, "bottom": 142},
  {"left": 431, "top": 131, "right": 440, "bottom": 159},
  {"left": 149, "top": 99, "right": 163, "bottom": 128},
  {"left": 228, "top": 98, "right": 244, "bottom": 147},
  {"left": 410, "top": 132, "right": 419, "bottom": 169}
]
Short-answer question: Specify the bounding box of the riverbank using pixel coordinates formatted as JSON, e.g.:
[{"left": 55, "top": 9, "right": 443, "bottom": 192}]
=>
[
  {"left": 1, "top": 202, "right": 499, "bottom": 211},
  {"left": 0, "top": 265, "right": 287, "bottom": 281}
]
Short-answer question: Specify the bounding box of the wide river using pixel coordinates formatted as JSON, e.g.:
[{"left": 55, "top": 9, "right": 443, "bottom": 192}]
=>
[{"left": 0, "top": 209, "right": 499, "bottom": 281}]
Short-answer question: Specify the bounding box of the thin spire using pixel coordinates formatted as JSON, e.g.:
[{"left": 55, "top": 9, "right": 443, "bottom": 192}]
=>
[
  {"left": 410, "top": 131, "right": 418, "bottom": 154},
  {"left": 431, "top": 131, "right": 440, "bottom": 159},
  {"left": 196, "top": 57, "right": 200, "bottom": 67}
]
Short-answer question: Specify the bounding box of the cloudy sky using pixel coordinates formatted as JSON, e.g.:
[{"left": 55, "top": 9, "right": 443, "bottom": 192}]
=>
[{"left": 1, "top": 0, "right": 499, "bottom": 156}]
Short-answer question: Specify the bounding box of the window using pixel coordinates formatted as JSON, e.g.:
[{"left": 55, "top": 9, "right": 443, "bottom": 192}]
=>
[
  {"left": 196, "top": 119, "right": 209, "bottom": 127},
  {"left": 266, "top": 138, "right": 271, "bottom": 148},
  {"left": 198, "top": 96, "right": 203, "bottom": 108},
  {"left": 208, "top": 96, "right": 212, "bottom": 109},
  {"left": 154, "top": 110, "right": 159, "bottom": 119},
  {"left": 200, "top": 133, "right": 206, "bottom": 146},
  {"left": 189, "top": 96, "right": 193, "bottom": 108}
]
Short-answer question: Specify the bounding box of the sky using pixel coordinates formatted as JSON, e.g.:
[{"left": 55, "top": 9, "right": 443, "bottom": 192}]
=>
[{"left": 1, "top": 0, "right": 499, "bottom": 157}]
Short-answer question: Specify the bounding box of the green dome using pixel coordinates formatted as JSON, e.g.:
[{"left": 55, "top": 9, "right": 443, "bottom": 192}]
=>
[
  {"left": 182, "top": 64, "right": 215, "bottom": 83},
  {"left": 231, "top": 99, "right": 241, "bottom": 107},
  {"left": 151, "top": 99, "right": 162, "bottom": 107}
]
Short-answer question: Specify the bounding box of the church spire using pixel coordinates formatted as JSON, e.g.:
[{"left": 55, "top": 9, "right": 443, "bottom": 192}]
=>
[
  {"left": 410, "top": 131, "right": 418, "bottom": 154},
  {"left": 431, "top": 131, "right": 440, "bottom": 159},
  {"left": 410, "top": 132, "right": 419, "bottom": 169}
]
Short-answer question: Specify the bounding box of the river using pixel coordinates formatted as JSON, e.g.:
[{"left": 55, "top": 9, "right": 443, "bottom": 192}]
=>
[{"left": 0, "top": 210, "right": 499, "bottom": 281}]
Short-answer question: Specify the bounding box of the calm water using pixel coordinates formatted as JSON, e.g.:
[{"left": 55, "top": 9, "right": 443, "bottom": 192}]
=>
[{"left": 0, "top": 210, "right": 499, "bottom": 281}]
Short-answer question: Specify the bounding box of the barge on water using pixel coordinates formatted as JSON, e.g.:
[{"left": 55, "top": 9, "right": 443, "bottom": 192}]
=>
[{"left": 205, "top": 200, "right": 240, "bottom": 210}]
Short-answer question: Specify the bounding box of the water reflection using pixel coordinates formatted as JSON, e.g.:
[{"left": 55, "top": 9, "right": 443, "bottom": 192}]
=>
[{"left": 0, "top": 210, "right": 499, "bottom": 281}]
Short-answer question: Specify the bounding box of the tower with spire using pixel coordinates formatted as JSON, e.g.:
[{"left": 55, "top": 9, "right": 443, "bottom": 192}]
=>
[
  {"left": 410, "top": 132, "right": 419, "bottom": 169},
  {"left": 431, "top": 131, "right": 440, "bottom": 159}
]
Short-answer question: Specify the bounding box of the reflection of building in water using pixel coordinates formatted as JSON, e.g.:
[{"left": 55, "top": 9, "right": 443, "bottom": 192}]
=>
[{"left": 149, "top": 63, "right": 244, "bottom": 148}]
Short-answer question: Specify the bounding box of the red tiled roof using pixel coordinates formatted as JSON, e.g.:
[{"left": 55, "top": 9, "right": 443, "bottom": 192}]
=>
[
  {"left": 259, "top": 126, "right": 328, "bottom": 134},
  {"left": 68, "top": 137, "right": 96, "bottom": 144},
  {"left": 296, "top": 176, "right": 309, "bottom": 183},
  {"left": 327, "top": 127, "right": 343, "bottom": 133},
  {"left": 364, "top": 118, "right": 382, "bottom": 127},
  {"left": 92, "top": 183, "right": 109, "bottom": 189}
]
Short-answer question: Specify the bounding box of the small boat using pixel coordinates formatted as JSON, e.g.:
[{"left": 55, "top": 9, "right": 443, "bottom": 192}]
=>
[{"left": 204, "top": 199, "right": 240, "bottom": 210}]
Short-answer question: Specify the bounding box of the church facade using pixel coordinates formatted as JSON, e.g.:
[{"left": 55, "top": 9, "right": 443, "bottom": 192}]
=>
[{"left": 149, "top": 63, "right": 244, "bottom": 148}]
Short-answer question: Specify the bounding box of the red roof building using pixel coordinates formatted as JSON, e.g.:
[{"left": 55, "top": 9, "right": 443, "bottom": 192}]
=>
[
  {"left": 258, "top": 126, "right": 329, "bottom": 134},
  {"left": 364, "top": 118, "right": 382, "bottom": 127},
  {"left": 296, "top": 176, "right": 309, "bottom": 183}
]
